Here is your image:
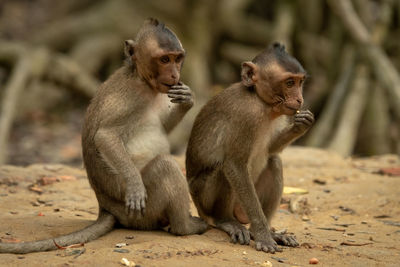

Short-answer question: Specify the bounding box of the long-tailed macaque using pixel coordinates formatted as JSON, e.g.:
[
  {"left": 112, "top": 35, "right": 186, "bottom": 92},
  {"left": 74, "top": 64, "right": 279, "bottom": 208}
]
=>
[
  {"left": 186, "top": 43, "right": 314, "bottom": 253},
  {"left": 0, "top": 18, "right": 207, "bottom": 254}
]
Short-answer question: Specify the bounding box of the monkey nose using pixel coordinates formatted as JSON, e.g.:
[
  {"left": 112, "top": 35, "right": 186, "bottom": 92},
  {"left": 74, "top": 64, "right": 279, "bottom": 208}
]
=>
[
  {"left": 286, "top": 99, "right": 303, "bottom": 110},
  {"left": 171, "top": 76, "right": 179, "bottom": 85}
]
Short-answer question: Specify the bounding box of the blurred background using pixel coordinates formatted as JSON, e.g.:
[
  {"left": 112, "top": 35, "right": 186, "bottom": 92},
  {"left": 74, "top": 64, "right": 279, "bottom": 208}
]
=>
[{"left": 0, "top": 0, "right": 399, "bottom": 167}]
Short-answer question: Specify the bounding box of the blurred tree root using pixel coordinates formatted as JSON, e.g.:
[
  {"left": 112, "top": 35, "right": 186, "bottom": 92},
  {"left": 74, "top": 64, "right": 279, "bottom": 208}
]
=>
[
  {"left": 1, "top": 0, "right": 400, "bottom": 164},
  {"left": 306, "top": 0, "right": 400, "bottom": 156},
  {"left": 0, "top": 41, "right": 99, "bottom": 164}
]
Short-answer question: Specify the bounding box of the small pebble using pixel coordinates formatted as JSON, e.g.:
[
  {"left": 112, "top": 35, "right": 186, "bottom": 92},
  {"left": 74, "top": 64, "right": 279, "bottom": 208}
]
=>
[
  {"left": 114, "top": 249, "right": 130, "bottom": 253},
  {"left": 116, "top": 243, "right": 128, "bottom": 248},
  {"left": 309, "top": 258, "right": 319, "bottom": 264},
  {"left": 120, "top": 257, "right": 135, "bottom": 266}
]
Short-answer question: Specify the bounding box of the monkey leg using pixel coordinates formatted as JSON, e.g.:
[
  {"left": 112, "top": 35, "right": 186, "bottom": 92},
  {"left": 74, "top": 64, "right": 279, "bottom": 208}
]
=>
[
  {"left": 233, "top": 155, "right": 297, "bottom": 247},
  {"left": 232, "top": 155, "right": 282, "bottom": 225},
  {"left": 98, "top": 155, "right": 208, "bottom": 235},
  {"left": 140, "top": 155, "right": 208, "bottom": 235},
  {"left": 257, "top": 155, "right": 298, "bottom": 247},
  {"left": 190, "top": 170, "right": 251, "bottom": 245}
]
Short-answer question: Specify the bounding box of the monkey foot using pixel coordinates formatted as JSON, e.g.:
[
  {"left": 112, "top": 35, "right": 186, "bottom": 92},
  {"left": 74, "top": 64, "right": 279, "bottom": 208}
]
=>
[
  {"left": 188, "top": 216, "right": 209, "bottom": 235},
  {"left": 271, "top": 232, "right": 298, "bottom": 247},
  {"left": 216, "top": 220, "right": 251, "bottom": 245},
  {"left": 170, "top": 216, "right": 209, "bottom": 236}
]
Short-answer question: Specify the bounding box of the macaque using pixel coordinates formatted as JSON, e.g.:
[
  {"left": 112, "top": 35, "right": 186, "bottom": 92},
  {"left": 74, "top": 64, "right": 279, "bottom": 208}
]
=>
[
  {"left": 186, "top": 43, "right": 314, "bottom": 253},
  {"left": 0, "top": 18, "right": 207, "bottom": 254}
]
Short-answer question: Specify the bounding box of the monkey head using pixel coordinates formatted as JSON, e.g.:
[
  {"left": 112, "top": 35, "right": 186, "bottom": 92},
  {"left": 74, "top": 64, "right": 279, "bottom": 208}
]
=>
[
  {"left": 124, "top": 18, "right": 185, "bottom": 93},
  {"left": 241, "top": 43, "right": 306, "bottom": 116}
]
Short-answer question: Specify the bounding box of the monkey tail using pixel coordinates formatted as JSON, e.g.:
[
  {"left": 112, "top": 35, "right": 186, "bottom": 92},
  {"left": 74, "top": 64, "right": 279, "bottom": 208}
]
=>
[{"left": 0, "top": 210, "right": 115, "bottom": 254}]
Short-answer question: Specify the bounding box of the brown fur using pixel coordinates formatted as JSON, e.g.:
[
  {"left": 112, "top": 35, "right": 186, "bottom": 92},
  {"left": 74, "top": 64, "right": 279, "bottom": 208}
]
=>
[
  {"left": 186, "top": 43, "right": 314, "bottom": 253},
  {"left": 0, "top": 18, "right": 207, "bottom": 254}
]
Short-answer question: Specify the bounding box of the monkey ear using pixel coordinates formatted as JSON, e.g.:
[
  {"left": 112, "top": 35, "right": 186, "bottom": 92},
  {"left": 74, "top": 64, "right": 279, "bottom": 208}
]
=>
[
  {"left": 124, "top": 40, "right": 136, "bottom": 59},
  {"left": 241, "top": 61, "right": 258, "bottom": 87},
  {"left": 144, "top": 17, "right": 160, "bottom": 26}
]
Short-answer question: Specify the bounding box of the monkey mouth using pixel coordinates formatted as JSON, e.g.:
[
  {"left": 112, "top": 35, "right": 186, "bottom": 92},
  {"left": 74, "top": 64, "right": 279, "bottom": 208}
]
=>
[
  {"left": 285, "top": 105, "right": 299, "bottom": 115},
  {"left": 162, "top": 83, "right": 174, "bottom": 87}
]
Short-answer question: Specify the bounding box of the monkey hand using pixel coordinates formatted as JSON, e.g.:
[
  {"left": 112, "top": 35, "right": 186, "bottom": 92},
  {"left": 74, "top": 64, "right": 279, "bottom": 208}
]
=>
[
  {"left": 125, "top": 182, "right": 147, "bottom": 215},
  {"left": 252, "top": 229, "right": 282, "bottom": 253},
  {"left": 292, "top": 109, "right": 314, "bottom": 134},
  {"left": 167, "top": 82, "right": 194, "bottom": 108}
]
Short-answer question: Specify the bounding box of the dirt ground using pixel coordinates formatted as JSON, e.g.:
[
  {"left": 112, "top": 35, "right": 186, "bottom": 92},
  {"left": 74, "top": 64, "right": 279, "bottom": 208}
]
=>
[{"left": 0, "top": 147, "right": 399, "bottom": 267}]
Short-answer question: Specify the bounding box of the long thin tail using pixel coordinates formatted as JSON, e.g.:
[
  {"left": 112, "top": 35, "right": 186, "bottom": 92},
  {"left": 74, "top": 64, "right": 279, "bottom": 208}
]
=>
[{"left": 0, "top": 210, "right": 116, "bottom": 254}]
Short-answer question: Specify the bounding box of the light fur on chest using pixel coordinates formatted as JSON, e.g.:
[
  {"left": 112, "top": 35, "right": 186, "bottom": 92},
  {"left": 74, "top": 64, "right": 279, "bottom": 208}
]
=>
[
  {"left": 247, "top": 116, "right": 287, "bottom": 182},
  {"left": 126, "top": 96, "right": 170, "bottom": 170}
]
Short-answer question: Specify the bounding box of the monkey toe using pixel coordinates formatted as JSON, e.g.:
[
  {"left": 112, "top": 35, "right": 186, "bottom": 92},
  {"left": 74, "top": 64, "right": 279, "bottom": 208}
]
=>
[
  {"left": 256, "top": 242, "right": 278, "bottom": 253},
  {"left": 287, "top": 236, "right": 299, "bottom": 247},
  {"left": 217, "top": 221, "right": 250, "bottom": 245},
  {"left": 236, "top": 230, "right": 251, "bottom": 245},
  {"left": 272, "top": 233, "right": 298, "bottom": 247}
]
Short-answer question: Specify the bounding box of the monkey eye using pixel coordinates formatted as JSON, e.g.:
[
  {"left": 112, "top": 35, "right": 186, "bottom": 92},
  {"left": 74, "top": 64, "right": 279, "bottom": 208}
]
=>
[
  {"left": 286, "top": 79, "right": 295, "bottom": 88},
  {"left": 160, "top": 56, "right": 170, "bottom": 64},
  {"left": 175, "top": 54, "right": 184, "bottom": 63}
]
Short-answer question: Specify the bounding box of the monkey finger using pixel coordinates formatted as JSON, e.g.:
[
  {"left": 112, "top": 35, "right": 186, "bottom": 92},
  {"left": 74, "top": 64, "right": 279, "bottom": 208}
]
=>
[
  {"left": 125, "top": 205, "right": 130, "bottom": 215},
  {"left": 297, "top": 111, "right": 314, "bottom": 119},
  {"left": 262, "top": 245, "right": 275, "bottom": 254},
  {"left": 302, "top": 109, "right": 313, "bottom": 115},
  {"left": 230, "top": 233, "right": 238, "bottom": 244},
  {"left": 167, "top": 89, "right": 191, "bottom": 96},
  {"left": 171, "top": 84, "right": 189, "bottom": 90},
  {"left": 237, "top": 231, "right": 245, "bottom": 245},
  {"left": 140, "top": 198, "right": 146, "bottom": 209},
  {"left": 295, "top": 116, "right": 313, "bottom": 123},
  {"left": 295, "top": 113, "right": 314, "bottom": 120},
  {"left": 288, "top": 237, "right": 299, "bottom": 247},
  {"left": 279, "top": 235, "right": 290, "bottom": 246},
  {"left": 141, "top": 207, "right": 146, "bottom": 216},
  {"left": 170, "top": 98, "right": 192, "bottom": 104},
  {"left": 243, "top": 231, "right": 251, "bottom": 245},
  {"left": 134, "top": 198, "right": 142, "bottom": 211},
  {"left": 167, "top": 94, "right": 186, "bottom": 99},
  {"left": 294, "top": 117, "right": 313, "bottom": 126}
]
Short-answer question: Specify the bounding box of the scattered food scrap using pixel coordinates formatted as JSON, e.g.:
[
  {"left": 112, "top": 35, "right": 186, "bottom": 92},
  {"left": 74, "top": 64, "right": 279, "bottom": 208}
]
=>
[{"left": 284, "top": 187, "right": 308, "bottom": 195}]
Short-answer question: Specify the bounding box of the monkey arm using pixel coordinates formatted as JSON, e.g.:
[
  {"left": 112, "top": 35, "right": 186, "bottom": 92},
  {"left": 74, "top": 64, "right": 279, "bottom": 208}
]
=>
[
  {"left": 163, "top": 82, "right": 194, "bottom": 133},
  {"left": 269, "top": 110, "right": 314, "bottom": 154},
  {"left": 223, "top": 157, "right": 281, "bottom": 253},
  {"left": 162, "top": 104, "right": 191, "bottom": 133},
  {"left": 94, "top": 127, "right": 147, "bottom": 212},
  {"left": 223, "top": 160, "right": 271, "bottom": 232},
  {"left": 268, "top": 125, "right": 302, "bottom": 154},
  {"left": 94, "top": 128, "right": 143, "bottom": 186}
]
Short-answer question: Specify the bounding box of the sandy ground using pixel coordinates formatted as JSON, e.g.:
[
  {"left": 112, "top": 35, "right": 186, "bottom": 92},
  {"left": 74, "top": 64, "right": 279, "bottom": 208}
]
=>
[{"left": 0, "top": 147, "right": 399, "bottom": 267}]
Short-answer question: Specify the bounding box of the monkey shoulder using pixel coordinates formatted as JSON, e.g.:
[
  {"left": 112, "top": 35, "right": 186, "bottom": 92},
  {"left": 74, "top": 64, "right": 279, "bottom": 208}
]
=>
[
  {"left": 92, "top": 74, "right": 154, "bottom": 128},
  {"left": 188, "top": 84, "right": 263, "bottom": 164}
]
